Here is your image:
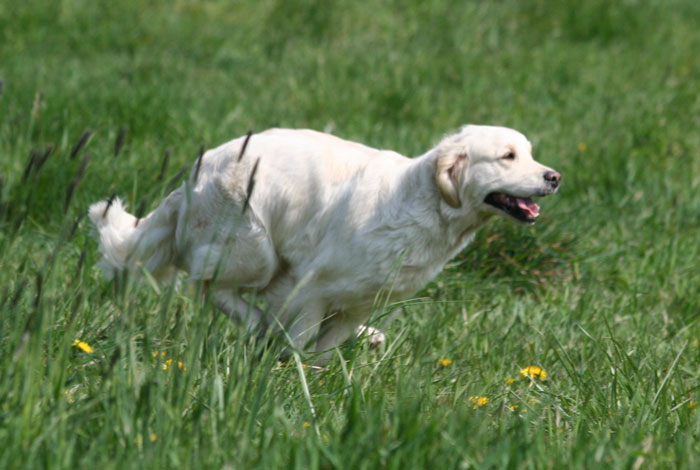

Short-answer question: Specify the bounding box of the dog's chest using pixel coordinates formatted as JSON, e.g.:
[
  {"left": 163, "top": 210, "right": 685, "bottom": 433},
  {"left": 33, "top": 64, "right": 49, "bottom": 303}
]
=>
[{"left": 310, "top": 237, "right": 454, "bottom": 308}]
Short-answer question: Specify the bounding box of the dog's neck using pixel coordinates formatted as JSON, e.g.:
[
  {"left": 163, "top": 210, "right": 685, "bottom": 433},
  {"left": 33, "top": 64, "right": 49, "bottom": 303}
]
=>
[{"left": 398, "top": 149, "right": 491, "bottom": 256}]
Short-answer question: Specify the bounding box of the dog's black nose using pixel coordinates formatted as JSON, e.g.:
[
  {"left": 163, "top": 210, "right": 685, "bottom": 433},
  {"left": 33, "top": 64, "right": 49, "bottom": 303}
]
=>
[{"left": 544, "top": 170, "right": 561, "bottom": 187}]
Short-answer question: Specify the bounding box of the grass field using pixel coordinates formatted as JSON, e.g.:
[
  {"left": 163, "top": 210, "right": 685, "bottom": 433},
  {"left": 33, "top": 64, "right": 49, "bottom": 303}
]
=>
[{"left": 2, "top": 0, "right": 700, "bottom": 468}]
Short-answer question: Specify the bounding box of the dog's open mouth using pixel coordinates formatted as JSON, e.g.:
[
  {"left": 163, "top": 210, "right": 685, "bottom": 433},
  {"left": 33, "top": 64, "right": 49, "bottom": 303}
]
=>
[{"left": 484, "top": 192, "right": 540, "bottom": 224}]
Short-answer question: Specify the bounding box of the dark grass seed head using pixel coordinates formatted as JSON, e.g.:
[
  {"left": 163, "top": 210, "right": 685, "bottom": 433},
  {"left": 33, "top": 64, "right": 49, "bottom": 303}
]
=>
[
  {"left": 22, "top": 146, "right": 53, "bottom": 183},
  {"left": 33, "top": 274, "right": 42, "bottom": 310},
  {"left": 114, "top": 126, "right": 127, "bottom": 158},
  {"left": 69, "top": 211, "right": 86, "bottom": 239},
  {"left": 103, "top": 193, "right": 117, "bottom": 218},
  {"left": 242, "top": 157, "right": 260, "bottom": 214},
  {"left": 75, "top": 152, "right": 90, "bottom": 181},
  {"left": 157, "top": 148, "right": 171, "bottom": 181},
  {"left": 63, "top": 185, "right": 76, "bottom": 214},
  {"left": 33, "top": 146, "right": 54, "bottom": 175},
  {"left": 22, "top": 149, "right": 39, "bottom": 183},
  {"left": 193, "top": 144, "right": 205, "bottom": 183},
  {"left": 238, "top": 130, "right": 253, "bottom": 162},
  {"left": 75, "top": 249, "right": 86, "bottom": 279},
  {"left": 134, "top": 199, "right": 147, "bottom": 227},
  {"left": 166, "top": 166, "right": 187, "bottom": 193},
  {"left": 70, "top": 129, "right": 93, "bottom": 160},
  {"left": 64, "top": 153, "right": 91, "bottom": 213}
]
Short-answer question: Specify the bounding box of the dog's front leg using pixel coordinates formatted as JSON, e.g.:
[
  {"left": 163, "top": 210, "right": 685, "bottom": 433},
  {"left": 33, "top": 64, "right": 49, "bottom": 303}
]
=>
[
  {"left": 355, "top": 325, "right": 386, "bottom": 349},
  {"left": 210, "top": 286, "right": 263, "bottom": 332},
  {"left": 313, "top": 313, "right": 366, "bottom": 364},
  {"left": 277, "top": 299, "right": 325, "bottom": 355},
  {"left": 354, "top": 306, "right": 402, "bottom": 349}
]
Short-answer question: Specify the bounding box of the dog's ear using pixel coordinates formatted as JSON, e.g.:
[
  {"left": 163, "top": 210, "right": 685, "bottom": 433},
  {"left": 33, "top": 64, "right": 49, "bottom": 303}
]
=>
[{"left": 435, "top": 151, "right": 468, "bottom": 208}]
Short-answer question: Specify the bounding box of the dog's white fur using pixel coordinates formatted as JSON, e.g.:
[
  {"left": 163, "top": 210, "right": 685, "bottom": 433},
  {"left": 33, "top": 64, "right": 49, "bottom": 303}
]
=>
[{"left": 89, "top": 126, "right": 559, "bottom": 360}]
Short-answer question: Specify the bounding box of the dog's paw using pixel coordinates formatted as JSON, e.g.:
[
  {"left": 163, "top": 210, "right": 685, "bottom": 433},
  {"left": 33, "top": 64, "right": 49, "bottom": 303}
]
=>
[{"left": 356, "top": 325, "right": 386, "bottom": 349}]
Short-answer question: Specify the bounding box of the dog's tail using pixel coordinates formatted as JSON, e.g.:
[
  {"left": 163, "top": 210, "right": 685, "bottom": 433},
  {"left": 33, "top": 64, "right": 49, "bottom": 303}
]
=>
[{"left": 88, "top": 187, "right": 184, "bottom": 281}]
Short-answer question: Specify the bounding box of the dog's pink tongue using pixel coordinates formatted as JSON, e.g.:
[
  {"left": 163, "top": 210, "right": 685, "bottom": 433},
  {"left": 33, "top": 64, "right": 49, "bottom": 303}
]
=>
[{"left": 516, "top": 198, "right": 540, "bottom": 218}]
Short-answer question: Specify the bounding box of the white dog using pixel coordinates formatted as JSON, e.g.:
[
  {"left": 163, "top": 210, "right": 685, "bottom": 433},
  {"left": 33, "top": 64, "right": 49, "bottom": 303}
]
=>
[{"left": 89, "top": 125, "right": 560, "bottom": 361}]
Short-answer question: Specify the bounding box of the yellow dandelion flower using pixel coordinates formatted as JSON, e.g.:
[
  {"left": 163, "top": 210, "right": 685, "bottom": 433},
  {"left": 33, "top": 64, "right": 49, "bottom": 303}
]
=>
[
  {"left": 438, "top": 358, "right": 453, "bottom": 367},
  {"left": 578, "top": 142, "right": 587, "bottom": 153},
  {"left": 504, "top": 377, "right": 516, "bottom": 385},
  {"left": 302, "top": 421, "right": 311, "bottom": 428},
  {"left": 509, "top": 404, "right": 519, "bottom": 411},
  {"left": 72, "top": 339, "right": 93, "bottom": 353},
  {"left": 468, "top": 396, "right": 489, "bottom": 409},
  {"left": 162, "top": 359, "right": 185, "bottom": 371},
  {"left": 150, "top": 433, "right": 158, "bottom": 442},
  {"left": 520, "top": 366, "right": 547, "bottom": 380},
  {"left": 153, "top": 351, "right": 167, "bottom": 358}
]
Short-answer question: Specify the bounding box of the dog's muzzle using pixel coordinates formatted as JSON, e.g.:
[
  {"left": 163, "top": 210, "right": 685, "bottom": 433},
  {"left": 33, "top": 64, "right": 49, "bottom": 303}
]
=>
[{"left": 544, "top": 170, "right": 561, "bottom": 191}]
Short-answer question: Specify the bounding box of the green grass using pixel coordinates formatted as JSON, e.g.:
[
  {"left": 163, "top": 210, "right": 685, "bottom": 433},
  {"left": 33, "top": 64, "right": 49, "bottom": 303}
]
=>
[{"left": 2, "top": 0, "right": 700, "bottom": 468}]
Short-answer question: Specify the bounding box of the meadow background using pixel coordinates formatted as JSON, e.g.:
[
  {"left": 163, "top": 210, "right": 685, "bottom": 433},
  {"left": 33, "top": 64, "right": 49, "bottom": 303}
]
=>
[{"left": 2, "top": 0, "right": 700, "bottom": 468}]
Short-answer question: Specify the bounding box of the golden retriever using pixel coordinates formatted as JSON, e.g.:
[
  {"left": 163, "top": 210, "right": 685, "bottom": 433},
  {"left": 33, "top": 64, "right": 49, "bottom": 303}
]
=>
[{"left": 90, "top": 125, "right": 560, "bottom": 361}]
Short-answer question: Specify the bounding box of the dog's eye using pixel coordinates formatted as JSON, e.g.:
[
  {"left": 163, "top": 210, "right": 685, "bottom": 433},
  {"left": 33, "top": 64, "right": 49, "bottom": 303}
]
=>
[{"left": 501, "top": 152, "right": 516, "bottom": 161}]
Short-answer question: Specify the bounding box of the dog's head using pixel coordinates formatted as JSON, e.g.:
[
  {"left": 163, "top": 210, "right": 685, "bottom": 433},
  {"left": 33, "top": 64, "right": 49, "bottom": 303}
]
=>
[{"left": 435, "top": 125, "right": 560, "bottom": 224}]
